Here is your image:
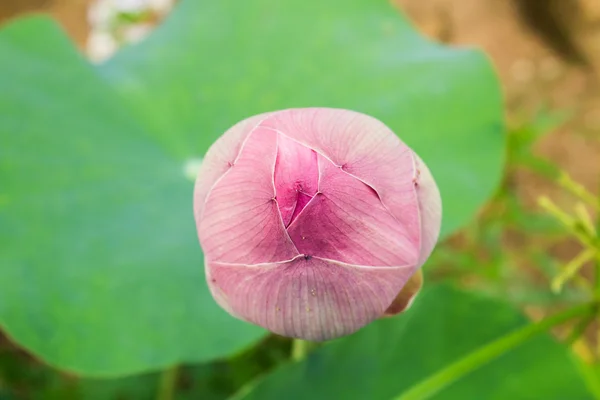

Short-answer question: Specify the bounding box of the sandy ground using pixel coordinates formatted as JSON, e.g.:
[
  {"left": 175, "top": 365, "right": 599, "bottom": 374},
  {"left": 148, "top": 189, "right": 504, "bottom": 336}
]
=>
[
  {"left": 0, "top": 0, "right": 90, "bottom": 46},
  {"left": 397, "top": 0, "right": 600, "bottom": 201}
]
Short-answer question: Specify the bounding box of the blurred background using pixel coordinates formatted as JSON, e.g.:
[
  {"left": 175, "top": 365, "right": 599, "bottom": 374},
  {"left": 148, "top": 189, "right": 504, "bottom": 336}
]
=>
[{"left": 1, "top": 0, "right": 600, "bottom": 398}]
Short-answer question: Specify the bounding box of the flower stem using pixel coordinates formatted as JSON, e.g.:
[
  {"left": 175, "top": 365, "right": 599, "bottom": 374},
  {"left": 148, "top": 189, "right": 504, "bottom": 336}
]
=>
[
  {"left": 551, "top": 248, "right": 596, "bottom": 293},
  {"left": 156, "top": 364, "right": 178, "bottom": 400},
  {"left": 566, "top": 311, "right": 595, "bottom": 346},
  {"left": 291, "top": 339, "right": 310, "bottom": 362},
  {"left": 394, "top": 301, "right": 596, "bottom": 400}
]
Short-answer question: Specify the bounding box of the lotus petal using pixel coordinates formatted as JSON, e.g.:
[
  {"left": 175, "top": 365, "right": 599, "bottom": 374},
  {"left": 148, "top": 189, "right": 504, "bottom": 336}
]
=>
[{"left": 194, "top": 108, "right": 442, "bottom": 340}]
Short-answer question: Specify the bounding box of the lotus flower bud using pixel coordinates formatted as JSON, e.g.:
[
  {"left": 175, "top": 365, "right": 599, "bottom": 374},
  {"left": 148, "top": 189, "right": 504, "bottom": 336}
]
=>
[{"left": 194, "top": 108, "right": 442, "bottom": 341}]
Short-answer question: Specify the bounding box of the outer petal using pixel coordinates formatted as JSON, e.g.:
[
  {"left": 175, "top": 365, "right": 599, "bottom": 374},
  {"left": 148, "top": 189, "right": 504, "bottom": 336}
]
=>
[
  {"left": 414, "top": 154, "right": 442, "bottom": 267},
  {"left": 199, "top": 126, "right": 298, "bottom": 264},
  {"left": 287, "top": 154, "right": 419, "bottom": 267},
  {"left": 207, "top": 256, "right": 413, "bottom": 340},
  {"left": 261, "top": 108, "right": 421, "bottom": 250},
  {"left": 382, "top": 156, "right": 440, "bottom": 317},
  {"left": 194, "top": 113, "right": 268, "bottom": 222}
]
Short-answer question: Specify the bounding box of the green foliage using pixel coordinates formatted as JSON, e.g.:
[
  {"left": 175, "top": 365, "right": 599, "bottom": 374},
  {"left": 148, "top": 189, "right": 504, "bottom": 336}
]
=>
[
  {"left": 0, "top": 0, "right": 505, "bottom": 378},
  {"left": 15, "top": 0, "right": 595, "bottom": 399},
  {"left": 425, "top": 110, "right": 585, "bottom": 308},
  {"left": 238, "top": 286, "right": 592, "bottom": 400},
  {"left": 0, "top": 335, "right": 291, "bottom": 399},
  {"left": 507, "top": 108, "right": 570, "bottom": 178},
  {"left": 0, "top": 15, "right": 265, "bottom": 377}
]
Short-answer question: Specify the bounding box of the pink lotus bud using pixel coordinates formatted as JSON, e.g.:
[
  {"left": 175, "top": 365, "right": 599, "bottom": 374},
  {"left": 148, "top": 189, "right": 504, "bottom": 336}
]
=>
[{"left": 194, "top": 108, "right": 442, "bottom": 341}]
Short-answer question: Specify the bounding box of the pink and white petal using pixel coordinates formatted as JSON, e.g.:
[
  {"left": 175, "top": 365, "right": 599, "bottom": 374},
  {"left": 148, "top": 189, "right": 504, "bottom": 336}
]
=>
[
  {"left": 286, "top": 155, "right": 419, "bottom": 267},
  {"left": 199, "top": 127, "right": 299, "bottom": 264},
  {"left": 194, "top": 113, "right": 269, "bottom": 222},
  {"left": 205, "top": 264, "right": 235, "bottom": 316},
  {"left": 414, "top": 154, "right": 442, "bottom": 267},
  {"left": 207, "top": 257, "right": 413, "bottom": 340},
  {"left": 261, "top": 108, "right": 421, "bottom": 248},
  {"left": 261, "top": 108, "right": 392, "bottom": 167},
  {"left": 273, "top": 133, "right": 319, "bottom": 226}
]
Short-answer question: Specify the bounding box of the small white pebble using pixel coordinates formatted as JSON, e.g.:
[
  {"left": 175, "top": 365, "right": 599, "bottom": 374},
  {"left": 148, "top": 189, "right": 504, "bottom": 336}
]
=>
[
  {"left": 184, "top": 158, "right": 204, "bottom": 181},
  {"left": 88, "top": 0, "right": 116, "bottom": 29},
  {"left": 87, "top": 31, "right": 118, "bottom": 63},
  {"left": 112, "top": 0, "right": 148, "bottom": 13}
]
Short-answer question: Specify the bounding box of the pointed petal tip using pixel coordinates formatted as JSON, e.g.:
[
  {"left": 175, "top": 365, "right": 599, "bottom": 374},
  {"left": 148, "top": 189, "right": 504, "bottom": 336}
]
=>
[{"left": 414, "top": 153, "right": 443, "bottom": 267}]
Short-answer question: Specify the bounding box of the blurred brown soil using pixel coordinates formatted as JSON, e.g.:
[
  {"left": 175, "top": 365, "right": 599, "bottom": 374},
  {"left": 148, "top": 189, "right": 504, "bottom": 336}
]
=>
[
  {"left": 0, "top": 0, "right": 90, "bottom": 47},
  {"left": 396, "top": 0, "right": 600, "bottom": 278},
  {"left": 395, "top": 1, "right": 600, "bottom": 350},
  {"left": 396, "top": 0, "right": 600, "bottom": 200}
]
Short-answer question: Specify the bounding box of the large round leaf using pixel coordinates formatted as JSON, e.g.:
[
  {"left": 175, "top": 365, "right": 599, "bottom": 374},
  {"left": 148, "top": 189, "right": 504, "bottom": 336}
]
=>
[
  {"left": 240, "top": 286, "right": 592, "bottom": 400},
  {"left": 0, "top": 17, "right": 265, "bottom": 376},
  {"left": 101, "top": 0, "right": 504, "bottom": 238},
  {"left": 0, "top": 0, "right": 504, "bottom": 375}
]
